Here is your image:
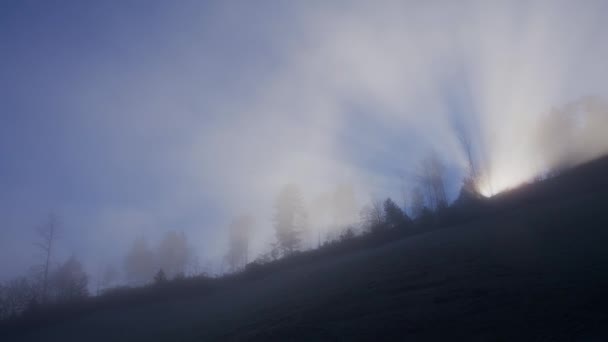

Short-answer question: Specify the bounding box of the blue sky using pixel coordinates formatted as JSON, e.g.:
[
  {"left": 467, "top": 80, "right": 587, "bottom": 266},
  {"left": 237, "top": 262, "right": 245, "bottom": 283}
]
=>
[{"left": 1, "top": 0, "right": 608, "bottom": 281}]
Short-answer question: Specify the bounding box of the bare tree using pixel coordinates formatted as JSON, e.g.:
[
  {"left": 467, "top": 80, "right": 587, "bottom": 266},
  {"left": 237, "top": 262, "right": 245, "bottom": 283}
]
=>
[
  {"left": 1, "top": 276, "right": 36, "bottom": 318},
  {"left": 454, "top": 124, "right": 477, "bottom": 182},
  {"left": 452, "top": 117, "right": 495, "bottom": 196},
  {"left": 35, "top": 214, "right": 59, "bottom": 303},
  {"left": 0, "top": 282, "right": 8, "bottom": 319},
  {"left": 360, "top": 199, "right": 385, "bottom": 233},
  {"left": 419, "top": 153, "right": 448, "bottom": 210}
]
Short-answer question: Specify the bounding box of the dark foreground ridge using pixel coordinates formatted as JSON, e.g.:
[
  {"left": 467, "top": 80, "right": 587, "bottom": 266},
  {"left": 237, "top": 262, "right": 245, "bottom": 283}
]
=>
[{"left": 3, "top": 157, "right": 608, "bottom": 341}]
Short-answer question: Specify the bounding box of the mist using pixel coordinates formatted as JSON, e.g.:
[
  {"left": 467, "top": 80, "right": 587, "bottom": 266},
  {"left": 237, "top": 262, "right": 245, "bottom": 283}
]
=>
[{"left": 1, "top": 0, "right": 608, "bottom": 286}]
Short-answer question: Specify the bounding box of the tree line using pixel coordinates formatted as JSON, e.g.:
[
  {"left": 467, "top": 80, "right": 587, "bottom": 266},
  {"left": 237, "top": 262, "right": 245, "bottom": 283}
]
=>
[{"left": 0, "top": 148, "right": 480, "bottom": 321}]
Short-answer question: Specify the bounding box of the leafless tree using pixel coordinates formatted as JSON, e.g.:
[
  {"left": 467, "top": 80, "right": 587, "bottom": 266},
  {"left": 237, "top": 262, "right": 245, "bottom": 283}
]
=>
[
  {"left": 419, "top": 153, "right": 447, "bottom": 210},
  {"left": 0, "top": 282, "right": 7, "bottom": 319},
  {"left": 1, "top": 276, "right": 36, "bottom": 318},
  {"left": 360, "top": 199, "right": 385, "bottom": 232},
  {"left": 35, "top": 214, "right": 60, "bottom": 303},
  {"left": 452, "top": 117, "right": 495, "bottom": 196}
]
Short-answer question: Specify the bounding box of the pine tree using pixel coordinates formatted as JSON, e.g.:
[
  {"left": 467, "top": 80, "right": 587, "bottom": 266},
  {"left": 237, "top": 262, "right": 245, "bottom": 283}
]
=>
[
  {"left": 154, "top": 269, "right": 167, "bottom": 284},
  {"left": 383, "top": 198, "right": 410, "bottom": 229}
]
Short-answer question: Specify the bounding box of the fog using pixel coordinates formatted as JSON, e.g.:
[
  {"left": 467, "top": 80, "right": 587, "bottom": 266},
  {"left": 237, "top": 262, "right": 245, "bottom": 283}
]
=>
[{"left": 1, "top": 1, "right": 608, "bottom": 284}]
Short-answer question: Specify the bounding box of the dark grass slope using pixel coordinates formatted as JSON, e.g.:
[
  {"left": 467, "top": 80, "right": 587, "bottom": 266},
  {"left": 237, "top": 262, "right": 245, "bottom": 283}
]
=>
[{"left": 4, "top": 156, "right": 608, "bottom": 341}]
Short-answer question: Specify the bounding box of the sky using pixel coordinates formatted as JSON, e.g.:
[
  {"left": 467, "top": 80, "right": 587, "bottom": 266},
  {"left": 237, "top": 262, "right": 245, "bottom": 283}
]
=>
[{"left": 1, "top": 0, "right": 608, "bottom": 282}]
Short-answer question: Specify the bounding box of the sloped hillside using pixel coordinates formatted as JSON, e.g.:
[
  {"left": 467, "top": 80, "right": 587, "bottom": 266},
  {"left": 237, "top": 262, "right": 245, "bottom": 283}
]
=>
[{"left": 7, "top": 157, "right": 608, "bottom": 341}]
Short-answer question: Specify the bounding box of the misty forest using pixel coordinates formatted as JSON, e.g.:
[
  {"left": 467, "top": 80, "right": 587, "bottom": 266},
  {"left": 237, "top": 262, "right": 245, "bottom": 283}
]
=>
[{"left": 2, "top": 1, "right": 608, "bottom": 341}]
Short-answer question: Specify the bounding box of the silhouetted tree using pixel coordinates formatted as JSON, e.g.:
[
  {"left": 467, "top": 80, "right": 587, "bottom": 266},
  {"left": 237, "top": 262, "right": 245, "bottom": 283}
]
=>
[
  {"left": 383, "top": 198, "right": 410, "bottom": 229},
  {"left": 2, "top": 276, "right": 36, "bottom": 318},
  {"left": 35, "top": 214, "right": 59, "bottom": 303},
  {"left": 255, "top": 242, "right": 281, "bottom": 265},
  {"left": 417, "top": 207, "right": 435, "bottom": 227},
  {"left": 420, "top": 153, "right": 448, "bottom": 209},
  {"left": 0, "top": 283, "right": 6, "bottom": 319},
  {"left": 273, "top": 184, "right": 307, "bottom": 256},
  {"left": 339, "top": 227, "right": 356, "bottom": 241},
  {"left": 49, "top": 256, "right": 89, "bottom": 302},
  {"left": 454, "top": 176, "right": 482, "bottom": 206},
  {"left": 360, "top": 199, "right": 385, "bottom": 233},
  {"left": 225, "top": 215, "right": 253, "bottom": 272},
  {"left": 124, "top": 237, "right": 156, "bottom": 285},
  {"left": 453, "top": 122, "right": 479, "bottom": 183},
  {"left": 154, "top": 269, "right": 167, "bottom": 284}
]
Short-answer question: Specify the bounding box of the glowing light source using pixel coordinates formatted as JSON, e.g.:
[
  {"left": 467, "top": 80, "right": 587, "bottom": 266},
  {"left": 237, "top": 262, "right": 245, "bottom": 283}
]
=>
[
  {"left": 475, "top": 164, "right": 538, "bottom": 198},
  {"left": 477, "top": 184, "right": 494, "bottom": 198}
]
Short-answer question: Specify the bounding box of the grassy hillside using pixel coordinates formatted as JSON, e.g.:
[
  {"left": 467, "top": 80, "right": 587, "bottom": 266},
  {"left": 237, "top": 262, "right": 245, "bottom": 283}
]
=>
[{"left": 5, "top": 157, "right": 608, "bottom": 341}]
